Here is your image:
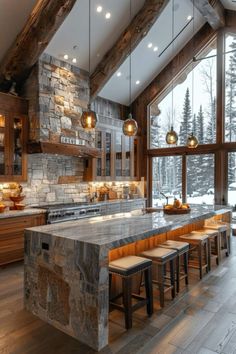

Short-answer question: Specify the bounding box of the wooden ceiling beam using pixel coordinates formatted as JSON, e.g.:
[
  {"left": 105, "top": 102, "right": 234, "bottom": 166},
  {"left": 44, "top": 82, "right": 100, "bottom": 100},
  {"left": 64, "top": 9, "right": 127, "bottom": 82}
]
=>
[
  {"left": 90, "top": 0, "right": 170, "bottom": 101},
  {"left": 190, "top": 0, "right": 225, "bottom": 30},
  {"left": 0, "top": 0, "right": 77, "bottom": 92}
]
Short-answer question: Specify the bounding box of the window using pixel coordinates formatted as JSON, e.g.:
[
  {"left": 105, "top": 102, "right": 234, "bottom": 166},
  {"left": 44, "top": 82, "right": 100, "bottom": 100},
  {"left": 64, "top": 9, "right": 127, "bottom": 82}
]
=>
[
  {"left": 187, "top": 154, "right": 214, "bottom": 205},
  {"left": 228, "top": 152, "right": 236, "bottom": 207},
  {"left": 152, "top": 156, "right": 182, "bottom": 206},
  {"left": 149, "top": 43, "right": 217, "bottom": 149},
  {"left": 224, "top": 34, "right": 236, "bottom": 143}
]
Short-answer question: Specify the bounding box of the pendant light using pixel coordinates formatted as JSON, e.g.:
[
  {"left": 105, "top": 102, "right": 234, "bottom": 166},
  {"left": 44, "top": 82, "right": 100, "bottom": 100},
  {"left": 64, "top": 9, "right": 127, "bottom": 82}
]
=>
[
  {"left": 187, "top": 0, "right": 198, "bottom": 148},
  {"left": 123, "top": 0, "right": 138, "bottom": 137},
  {"left": 81, "top": 0, "right": 97, "bottom": 130},
  {"left": 166, "top": 0, "right": 178, "bottom": 145}
]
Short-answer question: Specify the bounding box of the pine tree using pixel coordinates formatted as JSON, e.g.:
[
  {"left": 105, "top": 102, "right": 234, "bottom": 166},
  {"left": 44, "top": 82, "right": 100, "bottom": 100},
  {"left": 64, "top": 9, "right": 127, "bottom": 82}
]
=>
[
  {"left": 196, "top": 105, "right": 204, "bottom": 144},
  {"left": 179, "top": 88, "right": 192, "bottom": 145}
]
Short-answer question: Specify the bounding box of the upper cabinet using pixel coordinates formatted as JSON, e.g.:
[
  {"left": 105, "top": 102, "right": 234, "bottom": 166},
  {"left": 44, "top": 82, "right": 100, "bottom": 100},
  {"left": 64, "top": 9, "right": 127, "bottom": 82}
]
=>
[
  {"left": 84, "top": 116, "right": 140, "bottom": 182},
  {"left": 0, "top": 93, "right": 28, "bottom": 182}
]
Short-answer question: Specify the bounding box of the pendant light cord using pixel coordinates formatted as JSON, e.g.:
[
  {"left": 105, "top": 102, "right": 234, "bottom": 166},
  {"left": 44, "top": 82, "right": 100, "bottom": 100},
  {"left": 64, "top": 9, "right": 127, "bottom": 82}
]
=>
[
  {"left": 129, "top": 0, "right": 132, "bottom": 111},
  {"left": 171, "top": 0, "right": 174, "bottom": 128}
]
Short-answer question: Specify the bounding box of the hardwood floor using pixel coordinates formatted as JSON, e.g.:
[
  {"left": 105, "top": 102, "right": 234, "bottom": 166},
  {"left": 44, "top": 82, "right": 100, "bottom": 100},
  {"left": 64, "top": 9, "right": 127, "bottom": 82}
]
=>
[{"left": 1, "top": 239, "right": 236, "bottom": 354}]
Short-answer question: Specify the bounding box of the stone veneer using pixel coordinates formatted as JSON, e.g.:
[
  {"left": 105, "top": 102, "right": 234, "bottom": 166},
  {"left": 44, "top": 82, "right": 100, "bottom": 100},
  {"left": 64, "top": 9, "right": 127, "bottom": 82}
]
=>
[{"left": 23, "top": 53, "right": 94, "bottom": 147}]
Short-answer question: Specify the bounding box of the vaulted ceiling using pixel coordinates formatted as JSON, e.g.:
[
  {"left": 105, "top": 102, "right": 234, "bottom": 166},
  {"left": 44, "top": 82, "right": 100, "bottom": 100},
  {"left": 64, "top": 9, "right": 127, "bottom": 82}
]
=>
[{"left": 0, "top": 0, "right": 235, "bottom": 106}]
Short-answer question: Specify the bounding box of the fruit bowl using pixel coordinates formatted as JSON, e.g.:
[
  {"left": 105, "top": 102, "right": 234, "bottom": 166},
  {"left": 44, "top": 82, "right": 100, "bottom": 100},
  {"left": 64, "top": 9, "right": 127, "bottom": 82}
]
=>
[
  {"left": 15, "top": 203, "right": 26, "bottom": 210},
  {"left": 163, "top": 207, "right": 191, "bottom": 215},
  {"left": 10, "top": 195, "right": 25, "bottom": 203}
]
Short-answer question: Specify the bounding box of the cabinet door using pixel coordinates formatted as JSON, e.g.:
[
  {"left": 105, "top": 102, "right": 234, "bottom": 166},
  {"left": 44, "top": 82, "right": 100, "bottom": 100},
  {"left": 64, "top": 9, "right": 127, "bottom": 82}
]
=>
[
  {"left": 0, "top": 112, "right": 10, "bottom": 178},
  {"left": 115, "top": 132, "right": 123, "bottom": 178},
  {"left": 95, "top": 130, "right": 103, "bottom": 179},
  {"left": 9, "top": 115, "right": 27, "bottom": 181},
  {"left": 122, "top": 136, "right": 132, "bottom": 178},
  {"left": 105, "top": 131, "right": 112, "bottom": 179}
]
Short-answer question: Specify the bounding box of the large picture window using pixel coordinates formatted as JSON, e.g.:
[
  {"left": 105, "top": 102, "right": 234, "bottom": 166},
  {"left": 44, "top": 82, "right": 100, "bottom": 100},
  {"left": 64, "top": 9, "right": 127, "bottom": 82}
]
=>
[{"left": 149, "top": 43, "right": 217, "bottom": 149}]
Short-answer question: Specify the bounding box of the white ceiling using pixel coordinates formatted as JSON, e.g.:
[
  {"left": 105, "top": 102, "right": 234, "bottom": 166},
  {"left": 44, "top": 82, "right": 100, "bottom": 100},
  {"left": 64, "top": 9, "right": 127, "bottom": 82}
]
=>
[
  {"left": 0, "top": 0, "right": 37, "bottom": 63},
  {"left": 45, "top": 0, "right": 145, "bottom": 72},
  {"left": 221, "top": 0, "right": 236, "bottom": 10}
]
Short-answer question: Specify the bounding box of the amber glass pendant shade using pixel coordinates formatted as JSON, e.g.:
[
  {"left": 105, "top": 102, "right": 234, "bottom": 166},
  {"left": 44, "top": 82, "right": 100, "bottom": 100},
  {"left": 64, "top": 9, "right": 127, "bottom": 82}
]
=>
[
  {"left": 187, "top": 132, "right": 198, "bottom": 148},
  {"left": 165, "top": 126, "right": 178, "bottom": 145},
  {"left": 123, "top": 113, "right": 138, "bottom": 136},
  {"left": 81, "top": 105, "right": 97, "bottom": 130}
]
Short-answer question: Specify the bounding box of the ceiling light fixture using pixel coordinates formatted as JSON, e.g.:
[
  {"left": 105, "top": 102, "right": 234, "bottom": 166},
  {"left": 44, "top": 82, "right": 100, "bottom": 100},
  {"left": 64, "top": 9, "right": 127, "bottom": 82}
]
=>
[
  {"left": 97, "top": 5, "right": 102, "bottom": 13},
  {"left": 166, "top": 0, "right": 178, "bottom": 145},
  {"left": 187, "top": 15, "right": 192, "bottom": 21},
  {"left": 81, "top": 0, "right": 97, "bottom": 130},
  {"left": 123, "top": 0, "right": 138, "bottom": 137},
  {"left": 153, "top": 46, "right": 158, "bottom": 52},
  {"left": 117, "top": 72, "right": 122, "bottom": 77},
  {"left": 63, "top": 54, "right": 69, "bottom": 60},
  {"left": 136, "top": 80, "right": 140, "bottom": 85},
  {"left": 148, "top": 43, "right": 153, "bottom": 48},
  {"left": 72, "top": 58, "right": 77, "bottom": 63},
  {"left": 105, "top": 12, "right": 111, "bottom": 19}
]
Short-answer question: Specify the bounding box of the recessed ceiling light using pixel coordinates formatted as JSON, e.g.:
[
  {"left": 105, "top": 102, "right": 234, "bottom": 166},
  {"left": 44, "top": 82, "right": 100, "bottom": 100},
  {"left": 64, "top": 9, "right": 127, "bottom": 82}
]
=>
[
  {"left": 72, "top": 58, "right": 77, "bottom": 63},
  {"left": 187, "top": 15, "right": 192, "bottom": 21},
  {"left": 97, "top": 5, "right": 102, "bottom": 13},
  {"left": 105, "top": 12, "right": 111, "bottom": 19},
  {"left": 117, "top": 72, "right": 122, "bottom": 77},
  {"left": 64, "top": 54, "right": 69, "bottom": 60},
  {"left": 153, "top": 46, "right": 158, "bottom": 52},
  {"left": 136, "top": 80, "right": 140, "bottom": 85},
  {"left": 148, "top": 43, "right": 153, "bottom": 48}
]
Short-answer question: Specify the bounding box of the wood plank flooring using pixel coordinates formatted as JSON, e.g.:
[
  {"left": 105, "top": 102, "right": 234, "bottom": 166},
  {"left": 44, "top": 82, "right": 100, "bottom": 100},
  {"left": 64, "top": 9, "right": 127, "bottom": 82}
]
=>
[{"left": 1, "top": 238, "right": 236, "bottom": 354}]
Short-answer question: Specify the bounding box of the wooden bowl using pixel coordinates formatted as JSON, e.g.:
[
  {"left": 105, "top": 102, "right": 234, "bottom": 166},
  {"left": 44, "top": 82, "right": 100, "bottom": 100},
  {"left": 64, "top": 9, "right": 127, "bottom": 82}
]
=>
[
  {"left": 10, "top": 195, "right": 25, "bottom": 203},
  {"left": 15, "top": 203, "right": 26, "bottom": 211},
  {"left": 163, "top": 207, "right": 191, "bottom": 215}
]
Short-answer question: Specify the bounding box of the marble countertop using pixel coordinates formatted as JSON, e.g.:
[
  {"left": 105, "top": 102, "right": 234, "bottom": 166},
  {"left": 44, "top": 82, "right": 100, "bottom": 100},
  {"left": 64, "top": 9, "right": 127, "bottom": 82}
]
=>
[
  {"left": 26, "top": 204, "right": 231, "bottom": 249},
  {"left": 0, "top": 208, "right": 46, "bottom": 219}
]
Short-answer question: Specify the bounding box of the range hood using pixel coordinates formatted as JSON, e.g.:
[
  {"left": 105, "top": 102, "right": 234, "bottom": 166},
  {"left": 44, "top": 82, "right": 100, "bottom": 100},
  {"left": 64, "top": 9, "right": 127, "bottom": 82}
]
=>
[{"left": 27, "top": 141, "right": 101, "bottom": 158}]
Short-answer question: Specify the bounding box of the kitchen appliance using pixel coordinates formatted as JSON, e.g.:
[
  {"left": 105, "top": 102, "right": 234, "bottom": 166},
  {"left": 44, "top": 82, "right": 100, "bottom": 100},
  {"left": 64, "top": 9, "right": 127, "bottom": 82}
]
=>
[{"left": 36, "top": 202, "right": 101, "bottom": 224}]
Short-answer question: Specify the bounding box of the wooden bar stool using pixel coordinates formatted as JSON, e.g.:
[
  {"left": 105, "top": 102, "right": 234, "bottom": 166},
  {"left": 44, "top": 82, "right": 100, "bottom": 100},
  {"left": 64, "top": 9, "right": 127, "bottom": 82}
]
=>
[
  {"left": 205, "top": 222, "right": 230, "bottom": 257},
  {"left": 140, "top": 247, "right": 177, "bottom": 308},
  {"left": 192, "top": 229, "right": 220, "bottom": 270},
  {"left": 109, "top": 255, "right": 153, "bottom": 330},
  {"left": 179, "top": 233, "right": 209, "bottom": 279},
  {"left": 158, "top": 240, "right": 189, "bottom": 293}
]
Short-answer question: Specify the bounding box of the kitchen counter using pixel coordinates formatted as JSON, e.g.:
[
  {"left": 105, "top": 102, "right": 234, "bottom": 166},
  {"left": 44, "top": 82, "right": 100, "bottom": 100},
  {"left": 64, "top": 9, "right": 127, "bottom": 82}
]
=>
[
  {"left": 24, "top": 204, "right": 231, "bottom": 351},
  {"left": 0, "top": 208, "right": 46, "bottom": 219}
]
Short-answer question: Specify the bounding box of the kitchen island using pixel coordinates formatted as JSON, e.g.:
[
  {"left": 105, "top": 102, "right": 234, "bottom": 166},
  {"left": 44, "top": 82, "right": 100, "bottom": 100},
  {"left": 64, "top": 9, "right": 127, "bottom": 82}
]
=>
[{"left": 24, "top": 205, "right": 231, "bottom": 351}]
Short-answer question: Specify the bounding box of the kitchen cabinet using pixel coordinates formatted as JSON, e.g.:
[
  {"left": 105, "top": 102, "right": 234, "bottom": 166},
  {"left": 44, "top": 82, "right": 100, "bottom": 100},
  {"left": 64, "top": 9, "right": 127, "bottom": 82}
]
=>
[
  {"left": 0, "top": 212, "right": 46, "bottom": 266},
  {"left": 0, "top": 93, "right": 28, "bottom": 182},
  {"left": 84, "top": 116, "right": 140, "bottom": 181}
]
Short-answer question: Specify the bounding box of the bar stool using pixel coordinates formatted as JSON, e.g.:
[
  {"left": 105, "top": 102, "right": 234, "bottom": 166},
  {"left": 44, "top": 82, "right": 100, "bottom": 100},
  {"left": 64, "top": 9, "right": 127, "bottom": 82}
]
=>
[
  {"left": 179, "top": 233, "right": 209, "bottom": 279},
  {"left": 140, "top": 247, "right": 177, "bottom": 308},
  {"left": 158, "top": 240, "right": 189, "bottom": 293},
  {"left": 205, "top": 222, "right": 230, "bottom": 257},
  {"left": 191, "top": 229, "right": 220, "bottom": 270},
  {"left": 109, "top": 255, "right": 153, "bottom": 329}
]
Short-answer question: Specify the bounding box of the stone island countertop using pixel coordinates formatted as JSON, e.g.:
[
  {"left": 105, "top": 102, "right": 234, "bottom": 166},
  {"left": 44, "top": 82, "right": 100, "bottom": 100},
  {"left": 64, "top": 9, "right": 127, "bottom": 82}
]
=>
[
  {"left": 24, "top": 204, "right": 232, "bottom": 351},
  {"left": 0, "top": 208, "right": 46, "bottom": 219}
]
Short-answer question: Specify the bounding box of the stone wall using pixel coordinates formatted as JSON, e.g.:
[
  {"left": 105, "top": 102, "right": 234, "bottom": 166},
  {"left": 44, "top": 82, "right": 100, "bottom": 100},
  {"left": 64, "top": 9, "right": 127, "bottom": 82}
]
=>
[{"left": 23, "top": 53, "right": 94, "bottom": 147}]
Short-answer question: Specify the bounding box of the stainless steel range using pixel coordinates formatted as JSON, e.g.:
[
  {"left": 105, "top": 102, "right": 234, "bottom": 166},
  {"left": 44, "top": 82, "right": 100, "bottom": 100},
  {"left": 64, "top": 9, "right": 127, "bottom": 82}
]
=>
[{"left": 37, "top": 203, "right": 101, "bottom": 224}]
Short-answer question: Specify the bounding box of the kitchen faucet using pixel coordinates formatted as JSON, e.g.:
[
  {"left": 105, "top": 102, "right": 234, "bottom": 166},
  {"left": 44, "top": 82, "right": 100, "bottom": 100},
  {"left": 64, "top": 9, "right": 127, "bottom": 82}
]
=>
[{"left": 159, "top": 191, "right": 169, "bottom": 205}]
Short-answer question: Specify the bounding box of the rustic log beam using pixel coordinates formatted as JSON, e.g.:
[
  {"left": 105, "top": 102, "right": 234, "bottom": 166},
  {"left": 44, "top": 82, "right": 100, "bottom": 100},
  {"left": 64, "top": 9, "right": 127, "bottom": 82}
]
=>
[
  {"left": 90, "top": 0, "right": 170, "bottom": 101},
  {"left": 0, "top": 0, "right": 77, "bottom": 92},
  {"left": 190, "top": 0, "right": 225, "bottom": 30}
]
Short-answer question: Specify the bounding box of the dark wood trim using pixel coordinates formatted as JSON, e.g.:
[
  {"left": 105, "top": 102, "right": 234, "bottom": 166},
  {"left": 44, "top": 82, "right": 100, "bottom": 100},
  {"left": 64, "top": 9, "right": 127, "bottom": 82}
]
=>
[
  {"left": 216, "top": 29, "right": 224, "bottom": 145},
  {"left": 182, "top": 155, "right": 187, "bottom": 203},
  {"left": 190, "top": 0, "right": 225, "bottom": 30},
  {"left": 0, "top": 0, "right": 77, "bottom": 92},
  {"left": 90, "top": 0, "right": 170, "bottom": 100},
  {"left": 27, "top": 141, "right": 101, "bottom": 158}
]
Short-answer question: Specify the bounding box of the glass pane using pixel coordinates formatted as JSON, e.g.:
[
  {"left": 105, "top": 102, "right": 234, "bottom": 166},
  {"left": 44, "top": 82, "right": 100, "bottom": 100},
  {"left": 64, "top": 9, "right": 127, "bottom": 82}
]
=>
[
  {"left": 187, "top": 154, "right": 214, "bottom": 204},
  {"left": 105, "top": 132, "right": 111, "bottom": 177},
  {"left": 228, "top": 152, "right": 236, "bottom": 207},
  {"left": 0, "top": 114, "right": 5, "bottom": 175},
  {"left": 13, "top": 117, "right": 23, "bottom": 175},
  {"left": 149, "top": 42, "right": 216, "bottom": 148},
  {"left": 224, "top": 34, "right": 236, "bottom": 142},
  {"left": 95, "top": 131, "right": 102, "bottom": 176},
  {"left": 152, "top": 156, "right": 182, "bottom": 207},
  {"left": 115, "top": 133, "right": 122, "bottom": 177},
  {"left": 125, "top": 137, "right": 131, "bottom": 177}
]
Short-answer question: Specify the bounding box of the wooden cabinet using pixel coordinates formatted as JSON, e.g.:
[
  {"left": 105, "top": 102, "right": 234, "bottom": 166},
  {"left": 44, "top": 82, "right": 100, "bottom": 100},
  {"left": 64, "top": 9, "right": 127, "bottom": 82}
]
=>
[
  {"left": 0, "top": 93, "right": 28, "bottom": 182},
  {"left": 84, "top": 116, "right": 140, "bottom": 181},
  {"left": 0, "top": 212, "right": 46, "bottom": 266}
]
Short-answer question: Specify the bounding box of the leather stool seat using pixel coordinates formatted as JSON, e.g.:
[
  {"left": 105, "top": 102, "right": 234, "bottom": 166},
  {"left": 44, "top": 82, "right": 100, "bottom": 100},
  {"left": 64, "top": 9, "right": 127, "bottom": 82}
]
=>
[
  {"left": 159, "top": 240, "right": 189, "bottom": 253},
  {"left": 109, "top": 255, "right": 152, "bottom": 277},
  {"left": 141, "top": 247, "right": 177, "bottom": 262}
]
